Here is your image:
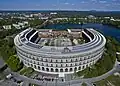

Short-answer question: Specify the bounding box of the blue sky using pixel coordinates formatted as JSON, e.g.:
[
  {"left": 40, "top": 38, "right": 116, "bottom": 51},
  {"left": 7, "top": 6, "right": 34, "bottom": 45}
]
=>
[{"left": 0, "top": 0, "right": 120, "bottom": 11}]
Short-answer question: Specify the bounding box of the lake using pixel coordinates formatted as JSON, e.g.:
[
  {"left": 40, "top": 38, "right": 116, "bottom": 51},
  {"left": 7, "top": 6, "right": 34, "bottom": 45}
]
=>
[{"left": 43, "top": 23, "right": 120, "bottom": 41}]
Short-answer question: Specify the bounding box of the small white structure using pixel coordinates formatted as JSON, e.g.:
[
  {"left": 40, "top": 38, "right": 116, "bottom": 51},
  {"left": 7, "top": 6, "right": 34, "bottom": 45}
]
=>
[
  {"left": 23, "top": 21, "right": 28, "bottom": 25},
  {"left": 40, "top": 17, "right": 49, "bottom": 20},
  {"left": 3, "top": 25, "right": 11, "bottom": 30},
  {"left": 6, "top": 74, "right": 12, "bottom": 79},
  {"left": 116, "top": 52, "right": 120, "bottom": 55},
  {"left": 18, "top": 23, "right": 24, "bottom": 26},
  {"left": 50, "top": 12, "right": 57, "bottom": 15},
  {"left": 13, "top": 24, "right": 21, "bottom": 29}
]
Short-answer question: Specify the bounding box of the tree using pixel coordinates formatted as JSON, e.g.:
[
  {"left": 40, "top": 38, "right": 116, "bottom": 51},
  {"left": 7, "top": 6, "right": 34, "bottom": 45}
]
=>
[{"left": 6, "top": 55, "right": 23, "bottom": 72}]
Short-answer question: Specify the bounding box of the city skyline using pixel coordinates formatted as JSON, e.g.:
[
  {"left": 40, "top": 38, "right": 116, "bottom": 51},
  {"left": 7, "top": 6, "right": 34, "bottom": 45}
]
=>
[{"left": 0, "top": 0, "right": 120, "bottom": 11}]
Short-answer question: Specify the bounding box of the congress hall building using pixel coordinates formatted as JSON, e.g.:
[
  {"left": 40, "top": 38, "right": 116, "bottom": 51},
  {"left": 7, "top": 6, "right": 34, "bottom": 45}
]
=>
[{"left": 14, "top": 28, "right": 106, "bottom": 81}]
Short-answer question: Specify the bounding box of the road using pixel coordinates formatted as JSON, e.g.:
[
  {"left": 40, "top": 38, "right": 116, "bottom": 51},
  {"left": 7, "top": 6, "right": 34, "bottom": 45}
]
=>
[
  {"left": 8, "top": 60, "right": 120, "bottom": 86},
  {"left": 0, "top": 58, "right": 120, "bottom": 86}
]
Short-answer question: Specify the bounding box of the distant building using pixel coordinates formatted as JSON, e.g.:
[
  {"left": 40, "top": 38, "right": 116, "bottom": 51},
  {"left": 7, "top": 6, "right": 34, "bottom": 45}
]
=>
[
  {"left": 3, "top": 25, "right": 11, "bottom": 30},
  {"left": 13, "top": 21, "right": 29, "bottom": 29},
  {"left": 50, "top": 12, "right": 57, "bottom": 15},
  {"left": 23, "top": 21, "right": 28, "bottom": 25},
  {"left": 53, "top": 18, "right": 68, "bottom": 20},
  {"left": 87, "top": 15, "right": 96, "bottom": 19},
  {"left": 40, "top": 17, "right": 49, "bottom": 20},
  {"left": 12, "top": 24, "right": 21, "bottom": 29},
  {"left": 104, "top": 17, "right": 110, "bottom": 19}
]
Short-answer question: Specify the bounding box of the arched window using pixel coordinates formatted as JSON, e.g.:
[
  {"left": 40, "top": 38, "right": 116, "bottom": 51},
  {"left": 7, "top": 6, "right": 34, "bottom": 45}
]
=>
[
  {"left": 42, "top": 67, "right": 45, "bottom": 71},
  {"left": 60, "top": 69, "right": 63, "bottom": 72},
  {"left": 38, "top": 66, "right": 40, "bottom": 70},
  {"left": 83, "top": 66, "right": 85, "bottom": 69},
  {"left": 66, "top": 60, "right": 68, "bottom": 62},
  {"left": 46, "top": 68, "right": 49, "bottom": 72},
  {"left": 34, "top": 65, "right": 37, "bottom": 69},
  {"left": 70, "top": 64, "right": 72, "bottom": 67},
  {"left": 51, "top": 64, "right": 53, "bottom": 67},
  {"left": 78, "top": 66, "right": 81, "bottom": 70},
  {"left": 51, "top": 60, "right": 52, "bottom": 62},
  {"left": 75, "top": 63, "right": 77, "bottom": 66},
  {"left": 74, "top": 67, "right": 77, "bottom": 71},
  {"left": 65, "top": 68, "right": 68, "bottom": 72},
  {"left": 31, "top": 64, "right": 33, "bottom": 67},
  {"left": 55, "top": 69, "right": 58, "bottom": 72},
  {"left": 56, "top": 64, "right": 58, "bottom": 67},
  {"left": 76, "top": 59, "right": 77, "bottom": 62},
  {"left": 56, "top": 60, "right": 58, "bottom": 62},
  {"left": 66, "top": 64, "right": 68, "bottom": 67},
  {"left": 70, "top": 68, "right": 73, "bottom": 72},
  {"left": 51, "top": 68, "right": 54, "bottom": 72},
  {"left": 86, "top": 64, "right": 88, "bottom": 68}
]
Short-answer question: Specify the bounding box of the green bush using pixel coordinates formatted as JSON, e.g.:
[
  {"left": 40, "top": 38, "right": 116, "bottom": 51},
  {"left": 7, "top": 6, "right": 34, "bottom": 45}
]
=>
[
  {"left": 6, "top": 55, "right": 23, "bottom": 72},
  {"left": 19, "top": 67, "right": 34, "bottom": 76}
]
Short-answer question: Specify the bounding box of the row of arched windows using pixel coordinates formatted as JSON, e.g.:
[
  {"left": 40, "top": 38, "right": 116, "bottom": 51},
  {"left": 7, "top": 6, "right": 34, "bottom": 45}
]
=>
[
  {"left": 19, "top": 51, "right": 98, "bottom": 69},
  {"left": 17, "top": 46, "right": 104, "bottom": 67},
  {"left": 24, "top": 60, "right": 95, "bottom": 73}
]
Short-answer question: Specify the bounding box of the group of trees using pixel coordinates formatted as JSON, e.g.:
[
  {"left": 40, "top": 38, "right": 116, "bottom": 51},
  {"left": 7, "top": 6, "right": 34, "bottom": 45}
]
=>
[
  {"left": 52, "top": 17, "right": 120, "bottom": 29},
  {"left": 19, "top": 67, "right": 34, "bottom": 77},
  {"left": 29, "top": 19, "right": 44, "bottom": 28},
  {"left": 76, "top": 36, "right": 120, "bottom": 78},
  {"left": 0, "top": 37, "right": 16, "bottom": 61},
  {"left": 0, "top": 18, "right": 43, "bottom": 72},
  {"left": 0, "top": 25, "right": 25, "bottom": 71},
  {"left": 6, "top": 55, "right": 23, "bottom": 72},
  {"left": 102, "top": 19, "right": 120, "bottom": 28}
]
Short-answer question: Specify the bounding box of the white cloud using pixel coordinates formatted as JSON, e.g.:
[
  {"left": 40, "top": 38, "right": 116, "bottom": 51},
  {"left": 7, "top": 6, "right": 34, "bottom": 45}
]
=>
[
  {"left": 99, "top": 0, "right": 107, "bottom": 3},
  {"left": 72, "top": 4, "right": 75, "bottom": 5},
  {"left": 64, "top": 3, "right": 69, "bottom": 5},
  {"left": 81, "top": 1, "right": 88, "bottom": 3}
]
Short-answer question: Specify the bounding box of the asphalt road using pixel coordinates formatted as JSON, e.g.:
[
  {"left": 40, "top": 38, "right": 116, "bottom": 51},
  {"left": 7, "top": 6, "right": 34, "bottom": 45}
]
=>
[
  {"left": 9, "top": 60, "right": 120, "bottom": 86},
  {"left": 0, "top": 59, "right": 120, "bottom": 86}
]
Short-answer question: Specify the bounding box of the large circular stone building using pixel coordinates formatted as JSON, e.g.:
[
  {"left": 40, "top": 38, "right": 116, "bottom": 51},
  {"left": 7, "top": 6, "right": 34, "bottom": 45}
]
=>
[{"left": 14, "top": 28, "right": 106, "bottom": 81}]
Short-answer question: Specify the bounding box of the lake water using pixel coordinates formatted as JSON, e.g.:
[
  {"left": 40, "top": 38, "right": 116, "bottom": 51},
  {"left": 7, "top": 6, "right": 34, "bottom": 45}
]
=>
[{"left": 43, "top": 23, "right": 120, "bottom": 41}]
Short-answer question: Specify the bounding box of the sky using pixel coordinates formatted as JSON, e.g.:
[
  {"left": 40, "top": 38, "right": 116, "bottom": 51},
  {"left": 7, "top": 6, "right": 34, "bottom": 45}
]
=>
[{"left": 0, "top": 0, "right": 120, "bottom": 11}]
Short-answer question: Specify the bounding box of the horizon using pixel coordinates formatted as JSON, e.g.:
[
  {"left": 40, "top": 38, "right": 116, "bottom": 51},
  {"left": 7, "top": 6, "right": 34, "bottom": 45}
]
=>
[
  {"left": 0, "top": 9, "right": 120, "bottom": 12},
  {"left": 0, "top": 0, "right": 120, "bottom": 11}
]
